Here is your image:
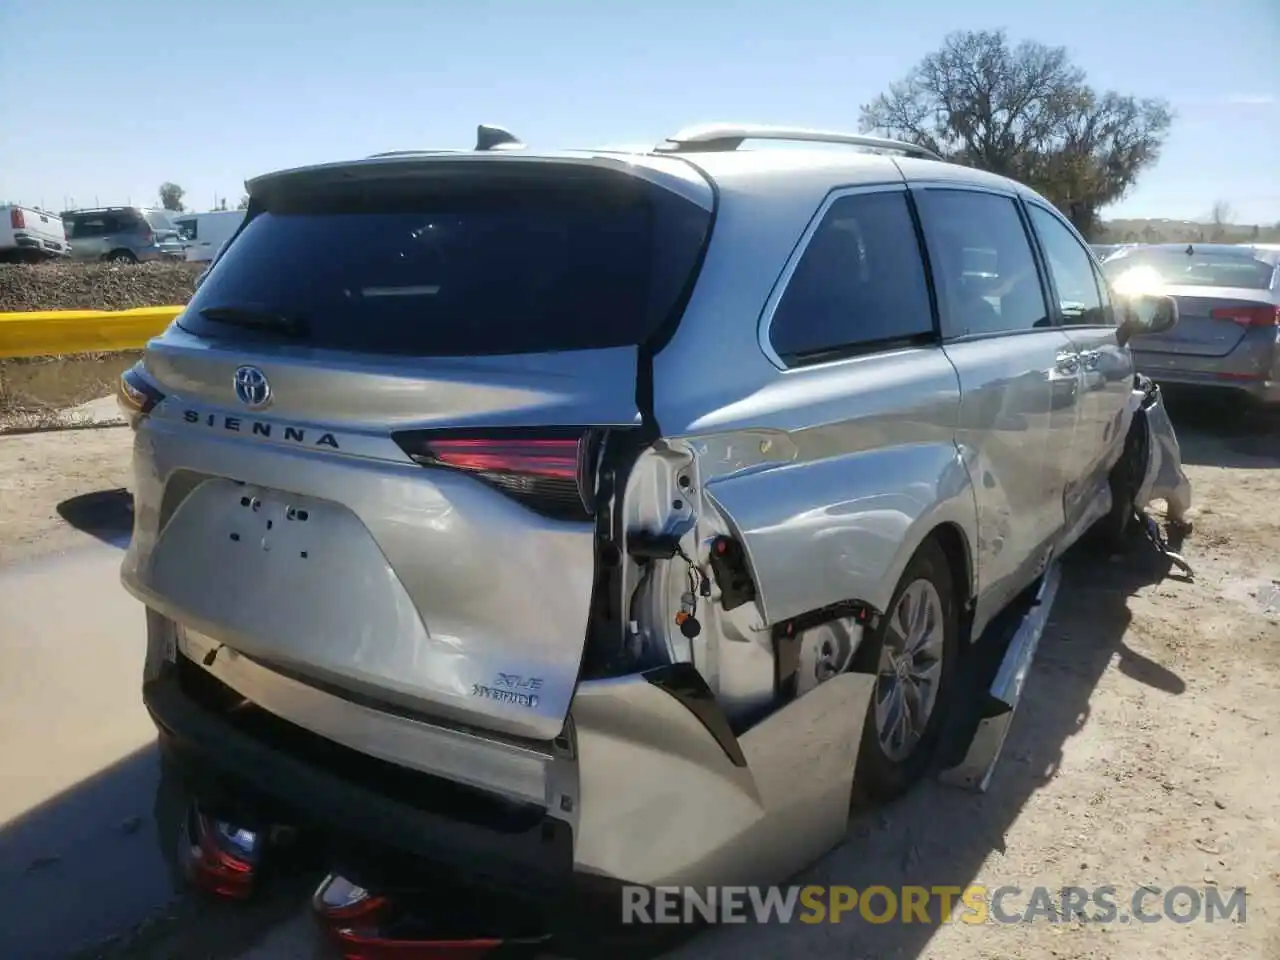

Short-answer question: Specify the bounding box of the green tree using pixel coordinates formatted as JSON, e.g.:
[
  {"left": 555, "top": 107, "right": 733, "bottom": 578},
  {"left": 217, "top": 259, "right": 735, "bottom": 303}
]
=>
[
  {"left": 158, "top": 182, "right": 186, "bottom": 212},
  {"left": 860, "top": 30, "right": 1172, "bottom": 239}
]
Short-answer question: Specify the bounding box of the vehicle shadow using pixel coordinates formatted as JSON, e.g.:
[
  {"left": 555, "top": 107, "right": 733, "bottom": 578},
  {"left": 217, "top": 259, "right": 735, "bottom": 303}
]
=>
[
  {"left": 662, "top": 536, "right": 1184, "bottom": 960},
  {"left": 0, "top": 741, "right": 319, "bottom": 960},
  {"left": 0, "top": 745, "right": 173, "bottom": 960},
  {"left": 55, "top": 488, "right": 134, "bottom": 549}
]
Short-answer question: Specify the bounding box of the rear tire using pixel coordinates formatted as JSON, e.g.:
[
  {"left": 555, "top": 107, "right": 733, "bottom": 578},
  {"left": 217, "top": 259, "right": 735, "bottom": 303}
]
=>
[
  {"left": 106, "top": 249, "right": 137, "bottom": 263},
  {"left": 851, "top": 539, "right": 959, "bottom": 803},
  {"left": 1090, "top": 405, "right": 1148, "bottom": 553}
]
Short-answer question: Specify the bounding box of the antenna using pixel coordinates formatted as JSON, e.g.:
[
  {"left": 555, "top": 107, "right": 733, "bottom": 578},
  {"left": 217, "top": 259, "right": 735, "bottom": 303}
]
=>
[{"left": 475, "top": 124, "right": 524, "bottom": 151}]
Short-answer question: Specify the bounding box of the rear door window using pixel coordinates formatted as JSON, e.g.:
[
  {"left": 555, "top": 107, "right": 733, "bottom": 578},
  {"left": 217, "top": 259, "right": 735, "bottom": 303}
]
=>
[
  {"left": 178, "top": 170, "right": 712, "bottom": 356},
  {"left": 767, "top": 188, "right": 935, "bottom": 365},
  {"left": 1027, "top": 204, "right": 1109, "bottom": 326},
  {"left": 915, "top": 189, "right": 1051, "bottom": 337},
  {"left": 67, "top": 216, "right": 108, "bottom": 239}
]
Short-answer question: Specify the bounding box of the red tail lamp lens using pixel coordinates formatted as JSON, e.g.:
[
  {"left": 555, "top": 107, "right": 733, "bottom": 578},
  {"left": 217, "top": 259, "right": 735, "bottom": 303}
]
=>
[
  {"left": 424, "top": 438, "right": 581, "bottom": 479},
  {"left": 1212, "top": 305, "right": 1280, "bottom": 328},
  {"left": 393, "top": 430, "right": 595, "bottom": 521}
]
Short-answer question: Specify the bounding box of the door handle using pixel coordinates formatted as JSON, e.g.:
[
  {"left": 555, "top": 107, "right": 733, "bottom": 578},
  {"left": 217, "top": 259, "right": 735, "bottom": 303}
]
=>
[{"left": 1055, "top": 353, "right": 1080, "bottom": 375}]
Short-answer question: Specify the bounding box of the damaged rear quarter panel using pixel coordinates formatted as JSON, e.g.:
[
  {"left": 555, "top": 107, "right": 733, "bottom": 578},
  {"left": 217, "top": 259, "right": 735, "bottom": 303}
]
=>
[
  {"left": 662, "top": 347, "right": 977, "bottom": 627},
  {"left": 650, "top": 162, "right": 977, "bottom": 628}
]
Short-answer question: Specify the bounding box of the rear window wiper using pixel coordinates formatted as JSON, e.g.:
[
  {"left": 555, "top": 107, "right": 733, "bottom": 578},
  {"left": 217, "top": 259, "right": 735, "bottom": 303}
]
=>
[{"left": 198, "top": 305, "right": 310, "bottom": 338}]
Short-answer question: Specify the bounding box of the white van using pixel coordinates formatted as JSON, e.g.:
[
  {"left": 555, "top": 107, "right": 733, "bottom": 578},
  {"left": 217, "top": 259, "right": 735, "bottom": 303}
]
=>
[{"left": 173, "top": 210, "right": 245, "bottom": 263}]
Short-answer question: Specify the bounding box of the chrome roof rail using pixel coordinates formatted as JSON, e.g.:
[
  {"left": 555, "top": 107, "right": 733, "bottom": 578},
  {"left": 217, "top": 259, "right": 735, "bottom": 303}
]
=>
[
  {"left": 655, "top": 123, "right": 943, "bottom": 162},
  {"left": 364, "top": 149, "right": 462, "bottom": 159}
]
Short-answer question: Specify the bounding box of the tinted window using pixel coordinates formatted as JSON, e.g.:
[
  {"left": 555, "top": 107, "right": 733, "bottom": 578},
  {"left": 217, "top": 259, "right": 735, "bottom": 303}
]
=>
[
  {"left": 768, "top": 190, "right": 934, "bottom": 364},
  {"left": 916, "top": 190, "right": 1049, "bottom": 337},
  {"left": 178, "top": 171, "right": 712, "bottom": 356},
  {"left": 1028, "top": 205, "right": 1107, "bottom": 326},
  {"left": 1102, "top": 249, "right": 1276, "bottom": 291},
  {"left": 66, "top": 216, "right": 108, "bottom": 239},
  {"left": 1090, "top": 260, "right": 1116, "bottom": 327},
  {"left": 175, "top": 219, "right": 197, "bottom": 240}
]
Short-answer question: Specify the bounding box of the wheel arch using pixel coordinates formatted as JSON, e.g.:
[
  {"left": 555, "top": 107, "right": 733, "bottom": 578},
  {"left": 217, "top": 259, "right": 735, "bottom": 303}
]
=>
[{"left": 926, "top": 520, "right": 976, "bottom": 621}]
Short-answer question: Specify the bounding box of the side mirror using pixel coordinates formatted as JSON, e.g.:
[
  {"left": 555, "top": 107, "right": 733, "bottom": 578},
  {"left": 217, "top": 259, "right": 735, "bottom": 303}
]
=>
[{"left": 1117, "top": 293, "right": 1178, "bottom": 346}]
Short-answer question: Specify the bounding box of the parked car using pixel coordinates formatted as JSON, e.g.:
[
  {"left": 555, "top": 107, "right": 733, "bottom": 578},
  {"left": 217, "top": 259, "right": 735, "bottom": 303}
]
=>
[
  {"left": 118, "top": 123, "right": 1178, "bottom": 911},
  {"left": 0, "top": 205, "right": 70, "bottom": 261},
  {"left": 1090, "top": 242, "right": 1135, "bottom": 262},
  {"left": 154, "top": 229, "right": 189, "bottom": 260},
  {"left": 1102, "top": 243, "right": 1279, "bottom": 405},
  {"left": 61, "top": 206, "right": 182, "bottom": 263},
  {"left": 172, "top": 210, "right": 246, "bottom": 263}
]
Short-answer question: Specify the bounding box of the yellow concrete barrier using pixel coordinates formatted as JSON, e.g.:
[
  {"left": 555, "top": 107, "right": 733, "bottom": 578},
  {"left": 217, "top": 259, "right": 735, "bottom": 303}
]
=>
[{"left": 0, "top": 305, "right": 184, "bottom": 359}]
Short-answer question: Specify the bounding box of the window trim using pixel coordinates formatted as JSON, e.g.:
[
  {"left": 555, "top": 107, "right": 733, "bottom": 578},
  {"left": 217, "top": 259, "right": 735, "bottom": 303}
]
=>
[
  {"left": 1023, "top": 199, "right": 1113, "bottom": 331},
  {"left": 757, "top": 182, "right": 941, "bottom": 371},
  {"left": 909, "top": 183, "right": 1058, "bottom": 343}
]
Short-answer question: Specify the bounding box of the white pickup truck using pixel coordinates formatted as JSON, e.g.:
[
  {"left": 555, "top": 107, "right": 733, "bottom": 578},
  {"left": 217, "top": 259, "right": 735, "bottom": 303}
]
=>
[{"left": 0, "top": 206, "right": 70, "bottom": 262}]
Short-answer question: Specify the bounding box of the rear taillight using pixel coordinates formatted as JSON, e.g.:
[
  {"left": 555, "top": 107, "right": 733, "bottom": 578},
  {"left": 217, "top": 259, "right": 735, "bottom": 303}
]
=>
[
  {"left": 1211, "top": 305, "right": 1280, "bottom": 327},
  {"left": 311, "top": 872, "right": 536, "bottom": 960},
  {"left": 139, "top": 224, "right": 154, "bottom": 243},
  {"left": 117, "top": 362, "right": 165, "bottom": 427},
  {"left": 9, "top": 208, "right": 24, "bottom": 230},
  {"left": 179, "top": 806, "right": 262, "bottom": 900},
  {"left": 392, "top": 428, "right": 596, "bottom": 521}
]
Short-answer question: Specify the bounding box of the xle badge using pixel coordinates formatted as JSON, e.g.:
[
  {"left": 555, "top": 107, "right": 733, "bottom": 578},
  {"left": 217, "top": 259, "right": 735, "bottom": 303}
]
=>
[{"left": 471, "top": 673, "right": 544, "bottom": 709}]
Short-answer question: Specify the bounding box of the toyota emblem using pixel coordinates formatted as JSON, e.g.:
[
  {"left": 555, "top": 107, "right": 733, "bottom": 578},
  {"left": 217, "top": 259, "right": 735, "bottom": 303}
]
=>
[{"left": 233, "top": 365, "right": 272, "bottom": 409}]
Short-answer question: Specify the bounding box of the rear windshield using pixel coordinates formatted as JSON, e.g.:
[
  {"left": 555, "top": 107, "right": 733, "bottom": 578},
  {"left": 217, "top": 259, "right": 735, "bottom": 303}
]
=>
[
  {"left": 1103, "top": 250, "right": 1276, "bottom": 290},
  {"left": 177, "top": 170, "right": 712, "bottom": 356}
]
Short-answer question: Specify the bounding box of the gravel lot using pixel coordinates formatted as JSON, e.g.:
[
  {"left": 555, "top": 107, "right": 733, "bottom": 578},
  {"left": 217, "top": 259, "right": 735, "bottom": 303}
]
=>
[
  {"left": 1, "top": 395, "right": 1277, "bottom": 960},
  {"left": 0, "top": 262, "right": 201, "bottom": 313}
]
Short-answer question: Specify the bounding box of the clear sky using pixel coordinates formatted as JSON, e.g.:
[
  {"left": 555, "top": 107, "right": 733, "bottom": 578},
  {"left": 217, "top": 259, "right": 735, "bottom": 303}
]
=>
[{"left": 2, "top": 0, "right": 1277, "bottom": 223}]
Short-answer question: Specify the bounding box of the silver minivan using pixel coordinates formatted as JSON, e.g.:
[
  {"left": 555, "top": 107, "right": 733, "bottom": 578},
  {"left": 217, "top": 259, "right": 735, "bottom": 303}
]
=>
[
  {"left": 119, "top": 124, "right": 1177, "bottom": 904},
  {"left": 62, "top": 205, "right": 180, "bottom": 262}
]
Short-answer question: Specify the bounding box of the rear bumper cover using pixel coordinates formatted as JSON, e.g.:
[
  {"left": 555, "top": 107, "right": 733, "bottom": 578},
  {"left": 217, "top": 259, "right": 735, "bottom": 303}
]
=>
[
  {"left": 1133, "top": 352, "right": 1280, "bottom": 404},
  {"left": 145, "top": 668, "right": 574, "bottom": 898},
  {"left": 143, "top": 634, "right": 875, "bottom": 897}
]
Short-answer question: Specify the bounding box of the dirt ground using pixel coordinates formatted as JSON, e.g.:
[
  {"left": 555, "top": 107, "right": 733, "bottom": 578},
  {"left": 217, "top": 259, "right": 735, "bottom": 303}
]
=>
[
  {"left": 1, "top": 394, "right": 1277, "bottom": 960},
  {"left": 0, "top": 353, "right": 140, "bottom": 432}
]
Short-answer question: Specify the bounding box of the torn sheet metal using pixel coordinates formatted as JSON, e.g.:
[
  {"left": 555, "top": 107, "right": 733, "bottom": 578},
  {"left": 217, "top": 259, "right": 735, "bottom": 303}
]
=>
[{"left": 1132, "top": 375, "right": 1193, "bottom": 523}]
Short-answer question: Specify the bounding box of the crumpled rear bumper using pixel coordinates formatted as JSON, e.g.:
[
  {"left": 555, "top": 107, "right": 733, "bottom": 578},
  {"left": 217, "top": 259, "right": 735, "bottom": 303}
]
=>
[{"left": 144, "top": 641, "right": 875, "bottom": 899}]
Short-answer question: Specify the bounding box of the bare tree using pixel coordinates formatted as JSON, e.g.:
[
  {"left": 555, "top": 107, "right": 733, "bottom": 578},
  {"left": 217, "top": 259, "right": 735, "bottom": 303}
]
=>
[
  {"left": 1208, "top": 199, "right": 1234, "bottom": 241},
  {"left": 860, "top": 30, "right": 1172, "bottom": 238},
  {"left": 236, "top": 195, "right": 250, "bottom": 210},
  {"left": 158, "top": 182, "right": 186, "bottom": 212}
]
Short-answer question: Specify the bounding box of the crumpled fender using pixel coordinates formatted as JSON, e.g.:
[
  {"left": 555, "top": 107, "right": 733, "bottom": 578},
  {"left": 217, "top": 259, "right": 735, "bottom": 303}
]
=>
[
  {"left": 568, "top": 668, "right": 875, "bottom": 889},
  {"left": 1132, "top": 378, "right": 1193, "bottom": 522}
]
